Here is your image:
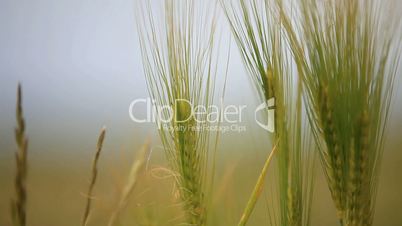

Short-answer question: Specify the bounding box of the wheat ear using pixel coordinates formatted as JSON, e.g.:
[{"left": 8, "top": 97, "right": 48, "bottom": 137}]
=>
[
  {"left": 136, "top": 1, "right": 219, "bottom": 224},
  {"left": 279, "top": 0, "right": 402, "bottom": 225},
  {"left": 221, "top": 1, "right": 316, "bottom": 225}
]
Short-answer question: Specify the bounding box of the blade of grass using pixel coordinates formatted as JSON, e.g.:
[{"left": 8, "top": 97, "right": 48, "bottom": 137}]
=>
[{"left": 238, "top": 140, "right": 279, "bottom": 226}]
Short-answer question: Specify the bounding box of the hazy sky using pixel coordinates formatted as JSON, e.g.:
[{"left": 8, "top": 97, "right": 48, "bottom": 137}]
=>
[
  {"left": 0, "top": 0, "right": 257, "bottom": 156},
  {"left": 0, "top": 0, "right": 401, "bottom": 155}
]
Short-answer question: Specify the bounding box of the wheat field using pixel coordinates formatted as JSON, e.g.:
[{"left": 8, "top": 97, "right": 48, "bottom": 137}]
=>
[{"left": 0, "top": 0, "right": 402, "bottom": 225}]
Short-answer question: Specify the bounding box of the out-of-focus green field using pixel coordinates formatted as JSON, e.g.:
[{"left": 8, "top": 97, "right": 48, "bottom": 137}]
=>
[{"left": 1, "top": 132, "right": 401, "bottom": 225}]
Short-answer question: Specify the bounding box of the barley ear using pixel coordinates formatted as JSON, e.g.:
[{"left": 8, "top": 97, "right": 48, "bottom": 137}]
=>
[
  {"left": 137, "top": 1, "right": 219, "bottom": 224},
  {"left": 11, "top": 83, "right": 28, "bottom": 226},
  {"left": 279, "top": 0, "right": 402, "bottom": 225},
  {"left": 82, "top": 127, "right": 106, "bottom": 226},
  {"left": 319, "top": 86, "right": 345, "bottom": 220}
]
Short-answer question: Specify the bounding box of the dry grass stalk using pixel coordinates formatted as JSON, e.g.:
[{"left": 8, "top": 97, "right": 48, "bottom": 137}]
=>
[
  {"left": 108, "top": 140, "right": 151, "bottom": 226},
  {"left": 82, "top": 127, "right": 106, "bottom": 226},
  {"left": 11, "top": 83, "right": 28, "bottom": 226}
]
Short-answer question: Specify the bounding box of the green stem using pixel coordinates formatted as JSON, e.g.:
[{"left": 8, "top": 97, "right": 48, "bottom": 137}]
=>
[{"left": 238, "top": 140, "right": 279, "bottom": 226}]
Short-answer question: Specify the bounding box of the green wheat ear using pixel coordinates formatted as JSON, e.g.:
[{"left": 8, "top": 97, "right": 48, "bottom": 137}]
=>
[
  {"left": 136, "top": 1, "right": 220, "bottom": 225},
  {"left": 279, "top": 0, "right": 402, "bottom": 225},
  {"left": 221, "top": 0, "right": 316, "bottom": 225}
]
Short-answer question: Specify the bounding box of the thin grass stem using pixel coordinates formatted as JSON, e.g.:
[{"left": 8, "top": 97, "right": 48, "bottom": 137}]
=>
[{"left": 82, "top": 127, "right": 106, "bottom": 226}]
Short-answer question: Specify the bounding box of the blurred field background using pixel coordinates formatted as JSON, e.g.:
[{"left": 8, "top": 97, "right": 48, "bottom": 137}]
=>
[{"left": 1, "top": 0, "right": 402, "bottom": 225}]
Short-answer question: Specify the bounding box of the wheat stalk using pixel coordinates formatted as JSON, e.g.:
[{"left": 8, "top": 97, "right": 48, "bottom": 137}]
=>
[
  {"left": 82, "top": 127, "right": 106, "bottom": 226},
  {"left": 279, "top": 0, "right": 402, "bottom": 225},
  {"left": 108, "top": 140, "right": 150, "bottom": 226},
  {"left": 221, "top": 1, "right": 316, "bottom": 225},
  {"left": 11, "top": 83, "right": 28, "bottom": 226},
  {"left": 136, "top": 1, "right": 219, "bottom": 225}
]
